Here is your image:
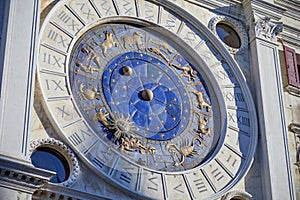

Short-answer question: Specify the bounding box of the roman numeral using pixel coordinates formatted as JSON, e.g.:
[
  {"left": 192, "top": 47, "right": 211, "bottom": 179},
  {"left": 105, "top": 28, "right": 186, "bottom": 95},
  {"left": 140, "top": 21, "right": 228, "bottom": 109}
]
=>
[
  {"left": 43, "top": 53, "right": 63, "bottom": 68},
  {"left": 193, "top": 178, "right": 207, "bottom": 193},
  {"left": 58, "top": 10, "right": 71, "bottom": 23},
  {"left": 147, "top": 176, "right": 158, "bottom": 191},
  {"left": 173, "top": 183, "right": 184, "bottom": 193},
  {"left": 165, "top": 14, "right": 176, "bottom": 30},
  {"left": 120, "top": 167, "right": 133, "bottom": 184},
  {"left": 100, "top": 0, "right": 113, "bottom": 15},
  {"left": 144, "top": 2, "right": 155, "bottom": 21},
  {"left": 184, "top": 31, "right": 196, "bottom": 45},
  {"left": 76, "top": 2, "right": 95, "bottom": 20},
  {"left": 68, "top": 129, "right": 92, "bottom": 146},
  {"left": 211, "top": 168, "right": 224, "bottom": 181},
  {"left": 226, "top": 154, "right": 238, "bottom": 167},
  {"left": 46, "top": 79, "right": 64, "bottom": 91},
  {"left": 47, "top": 30, "right": 68, "bottom": 47},
  {"left": 69, "top": 132, "right": 83, "bottom": 146},
  {"left": 224, "top": 91, "right": 245, "bottom": 102},
  {"left": 57, "top": 105, "right": 70, "bottom": 118},
  {"left": 228, "top": 112, "right": 250, "bottom": 127},
  {"left": 92, "top": 156, "right": 105, "bottom": 168},
  {"left": 214, "top": 68, "right": 234, "bottom": 81},
  {"left": 122, "top": 0, "right": 134, "bottom": 15}
]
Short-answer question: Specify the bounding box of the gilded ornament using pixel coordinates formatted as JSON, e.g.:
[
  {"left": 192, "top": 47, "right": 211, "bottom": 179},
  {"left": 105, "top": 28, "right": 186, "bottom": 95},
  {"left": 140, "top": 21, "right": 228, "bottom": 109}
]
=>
[
  {"left": 166, "top": 137, "right": 202, "bottom": 167},
  {"left": 81, "top": 47, "right": 101, "bottom": 67},
  {"left": 122, "top": 32, "right": 143, "bottom": 49},
  {"left": 78, "top": 83, "right": 100, "bottom": 100},
  {"left": 148, "top": 47, "right": 168, "bottom": 62},
  {"left": 95, "top": 109, "right": 110, "bottom": 128},
  {"left": 192, "top": 90, "right": 211, "bottom": 111},
  {"left": 170, "top": 55, "right": 197, "bottom": 81},
  {"left": 149, "top": 38, "right": 172, "bottom": 53},
  {"left": 194, "top": 111, "right": 209, "bottom": 135},
  {"left": 100, "top": 31, "right": 118, "bottom": 56},
  {"left": 76, "top": 61, "right": 99, "bottom": 74},
  {"left": 120, "top": 135, "right": 156, "bottom": 154}
]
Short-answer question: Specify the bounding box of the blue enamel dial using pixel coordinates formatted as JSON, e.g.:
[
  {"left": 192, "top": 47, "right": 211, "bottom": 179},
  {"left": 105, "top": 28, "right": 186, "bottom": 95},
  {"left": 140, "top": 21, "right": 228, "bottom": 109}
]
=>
[
  {"left": 102, "top": 52, "right": 190, "bottom": 140},
  {"left": 69, "top": 23, "right": 214, "bottom": 172}
]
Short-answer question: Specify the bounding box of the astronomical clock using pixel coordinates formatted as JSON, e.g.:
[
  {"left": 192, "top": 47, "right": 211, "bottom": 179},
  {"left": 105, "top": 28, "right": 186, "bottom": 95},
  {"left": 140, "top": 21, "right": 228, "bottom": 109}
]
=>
[{"left": 37, "top": 0, "right": 257, "bottom": 199}]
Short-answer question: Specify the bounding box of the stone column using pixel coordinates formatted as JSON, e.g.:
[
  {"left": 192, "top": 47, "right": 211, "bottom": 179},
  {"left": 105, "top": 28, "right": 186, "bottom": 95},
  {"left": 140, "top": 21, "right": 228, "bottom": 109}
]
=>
[
  {"left": 0, "top": 0, "right": 54, "bottom": 198},
  {"left": 243, "top": 0, "right": 295, "bottom": 199}
]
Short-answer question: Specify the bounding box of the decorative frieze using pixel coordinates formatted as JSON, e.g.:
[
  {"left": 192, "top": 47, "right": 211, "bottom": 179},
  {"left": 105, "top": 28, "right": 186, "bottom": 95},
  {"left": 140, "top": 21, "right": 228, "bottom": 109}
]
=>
[{"left": 0, "top": 158, "right": 54, "bottom": 193}]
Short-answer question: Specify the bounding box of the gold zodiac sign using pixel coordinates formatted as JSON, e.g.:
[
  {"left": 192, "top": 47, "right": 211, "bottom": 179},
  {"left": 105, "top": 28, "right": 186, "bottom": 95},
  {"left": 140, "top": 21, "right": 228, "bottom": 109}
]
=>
[
  {"left": 166, "top": 137, "right": 202, "bottom": 167},
  {"left": 76, "top": 61, "right": 99, "bottom": 74},
  {"left": 192, "top": 91, "right": 212, "bottom": 111},
  {"left": 120, "top": 135, "right": 156, "bottom": 154},
  {"left": 194, "top": 111, "right": 209, "bottom": 135},
  {"left": 96, "top": 109, "right": 110, "bottom": 128},
  {"left": 122, "top": 32, "right": 143, "bottom": 49},
  {"left": 149, "top": 38, "right": 172, "bottom": 54},
  {"left": 100, "top": 31, "right": 118, "bottom": 56},
  {"left": 172, "top": 63, "right": 197, "bottom": 82},
  {"left": 81, "top": 47, "right": 101, "bottom": 67},
  {"left": 148, "top": 47, "right": 168, "bottom": 62},
  {"left": 78, "top": 83, "right": 100, "bottom": 100}
]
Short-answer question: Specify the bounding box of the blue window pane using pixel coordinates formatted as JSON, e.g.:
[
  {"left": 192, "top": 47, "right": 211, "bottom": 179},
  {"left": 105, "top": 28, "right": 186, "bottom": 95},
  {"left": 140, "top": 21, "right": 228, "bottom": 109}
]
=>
[
  {"left": 216, "top": 23, "right": 241, "bottom": 49},
  {"left": 31, "top": 148, "right": 69, "bottom": 183}
]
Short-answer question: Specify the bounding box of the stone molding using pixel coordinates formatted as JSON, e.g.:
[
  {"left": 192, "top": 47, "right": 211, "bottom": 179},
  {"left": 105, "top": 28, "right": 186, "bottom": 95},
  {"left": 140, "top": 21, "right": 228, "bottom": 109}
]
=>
[
  {"left": 275, "top": 0, "right": 300, "bottom": 20},
  {"left": 32, "top": 183, "right": 111, "bottom": 200},
  {"left": 286, "top": 85, "right": 300, "bottom": 98},
  {"left": 279, "top": 25, "right": 300, "bottom": 49},
  {"left": 30, "top": 138, "right": 80, "bottom": 187},
  {"left": 252, "top": 14, "right": 283, "bottom": 43},
  {"left": 209, "top": 15, "right": 248, "bottom": 54},
  {"left": 0, "top": 157, "right": 54, "bottom": 193},
  {"left": 184, "top": 0, "right": 243, "bottom": 20},
  {"left": 221, "top": 190, "right": 252, "bottom": 200}
]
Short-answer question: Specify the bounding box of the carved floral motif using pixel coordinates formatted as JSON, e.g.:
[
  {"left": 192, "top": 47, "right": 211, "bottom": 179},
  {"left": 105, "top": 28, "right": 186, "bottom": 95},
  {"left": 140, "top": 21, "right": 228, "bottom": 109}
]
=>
[{"left": 253, "top": 15, "right": 283, "bottom": 42}]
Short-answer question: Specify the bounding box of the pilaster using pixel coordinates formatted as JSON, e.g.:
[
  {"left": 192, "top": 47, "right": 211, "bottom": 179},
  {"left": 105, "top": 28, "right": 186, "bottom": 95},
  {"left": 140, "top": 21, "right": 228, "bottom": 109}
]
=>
[
  {"left": 0, "top": 0, "right": 39, "bottom": 160},
  {"left": 242, "top": 0, "right": 294, "bottom": 199},
  {"left": 0, "top": 0, "right": 54, "bottom": 198}
]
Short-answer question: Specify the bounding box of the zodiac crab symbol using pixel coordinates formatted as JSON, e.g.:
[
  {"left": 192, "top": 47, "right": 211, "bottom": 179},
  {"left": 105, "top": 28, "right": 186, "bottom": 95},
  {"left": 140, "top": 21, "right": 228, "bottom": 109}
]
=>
[{"left": 166, "top": 137, "right": 202, "bottom": 167}]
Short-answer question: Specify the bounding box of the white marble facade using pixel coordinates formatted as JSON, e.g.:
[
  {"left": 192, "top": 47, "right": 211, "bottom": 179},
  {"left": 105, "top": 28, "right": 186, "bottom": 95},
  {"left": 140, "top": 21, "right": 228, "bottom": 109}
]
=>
[{"left": 0, "top": 0, "right": 300, "bottom": 199}]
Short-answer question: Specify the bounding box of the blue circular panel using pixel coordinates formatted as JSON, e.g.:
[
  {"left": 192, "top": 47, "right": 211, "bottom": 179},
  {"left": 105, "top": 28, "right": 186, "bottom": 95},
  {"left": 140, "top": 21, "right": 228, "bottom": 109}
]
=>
[
  {"left": 31, "top": 148, "right": 69, "bottom": 183},
  {"left": 103, "top": 52, "right": 190, "bottom": 140}
]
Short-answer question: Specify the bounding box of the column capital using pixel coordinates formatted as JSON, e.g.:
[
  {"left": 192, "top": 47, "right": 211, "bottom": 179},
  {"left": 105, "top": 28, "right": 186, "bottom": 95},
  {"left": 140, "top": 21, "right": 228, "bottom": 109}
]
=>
[
  {"left": 251, "top": 14, "right": 283, "bottom": 42},
  {"left": 242, "top": 0, "right": 285, "bottom": 43}
]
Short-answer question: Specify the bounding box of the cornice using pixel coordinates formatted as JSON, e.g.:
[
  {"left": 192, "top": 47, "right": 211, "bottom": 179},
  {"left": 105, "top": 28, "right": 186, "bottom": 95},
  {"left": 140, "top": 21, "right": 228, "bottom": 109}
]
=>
[
  {"left": 248, "top": 0, "right": 286, "bottom": 21},
  {"left": 279, "top": 25, "right": 300, "bottom": 49},
  {"left": 184, "top": 0, "right": 244, "bottom": 20},
  {"left": 275, "top": 0, "right": 300, "bottom": 20},
  {"left": 0, "top": 157, "right": 55, "bottom": 193},
  {"left": 33, "top": 184, "right": 112, "bottom": 200}
]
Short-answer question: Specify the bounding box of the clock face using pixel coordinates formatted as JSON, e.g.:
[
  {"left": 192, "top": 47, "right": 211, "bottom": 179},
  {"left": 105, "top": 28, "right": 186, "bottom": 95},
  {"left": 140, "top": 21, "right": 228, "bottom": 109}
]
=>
[
  {"left": 69, "top": 23, "right": 217, "bottom": 172},
  {"left": 38, "top": 0, "right": 257, "bottom": 199}
]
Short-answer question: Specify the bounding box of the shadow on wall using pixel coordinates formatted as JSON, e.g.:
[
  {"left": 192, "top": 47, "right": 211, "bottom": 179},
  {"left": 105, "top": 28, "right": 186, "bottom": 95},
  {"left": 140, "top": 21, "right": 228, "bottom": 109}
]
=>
[{"left": 40, "top": 0, "right": 60, "bottom": 26}]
